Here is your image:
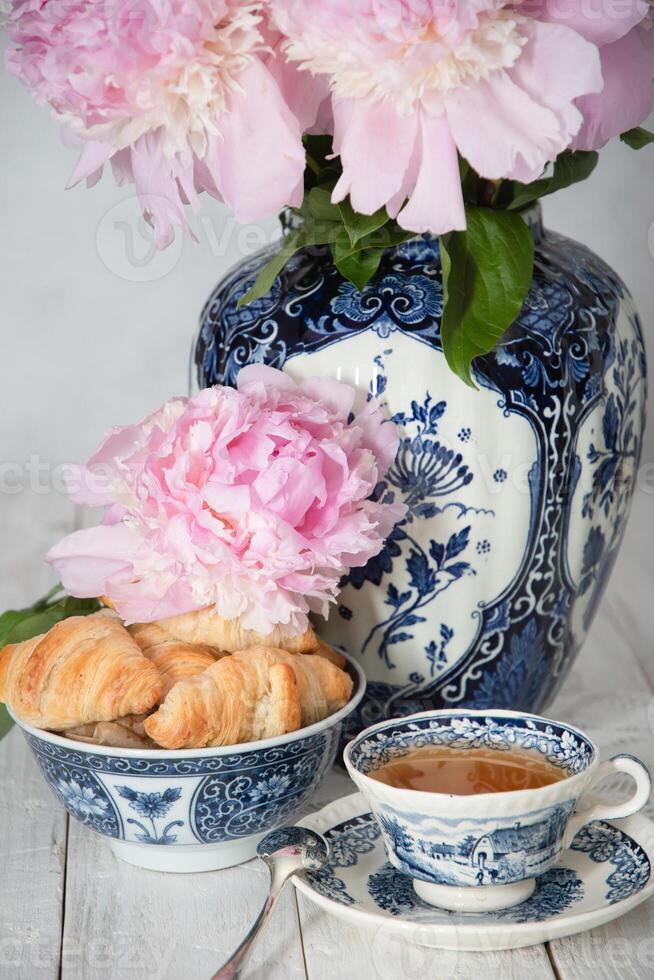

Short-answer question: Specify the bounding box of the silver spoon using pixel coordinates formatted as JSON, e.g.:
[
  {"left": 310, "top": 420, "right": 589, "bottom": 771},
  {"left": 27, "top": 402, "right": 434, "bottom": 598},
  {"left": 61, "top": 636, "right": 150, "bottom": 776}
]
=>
[{"left": 211, "top": 826, "right": 330, "bottom": 980}]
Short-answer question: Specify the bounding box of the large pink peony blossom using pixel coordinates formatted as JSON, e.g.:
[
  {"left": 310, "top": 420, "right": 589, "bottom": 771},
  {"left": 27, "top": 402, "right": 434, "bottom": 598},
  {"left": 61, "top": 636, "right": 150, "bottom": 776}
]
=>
[
  {"left": 46, "top": 367, "right": 405, "bottom": 634},
  {"left": 6, "top": 1, "right": 306, "bottom": 247},
  {"left": 271, "top": 0, "right": 652, "bottom": 234}
]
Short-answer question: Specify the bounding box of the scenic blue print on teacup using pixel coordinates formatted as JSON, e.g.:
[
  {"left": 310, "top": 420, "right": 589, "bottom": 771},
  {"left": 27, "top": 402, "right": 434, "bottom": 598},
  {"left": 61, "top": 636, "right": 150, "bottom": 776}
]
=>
[{"left": 375, "top": 800, "right": 576, "bottom": 886}]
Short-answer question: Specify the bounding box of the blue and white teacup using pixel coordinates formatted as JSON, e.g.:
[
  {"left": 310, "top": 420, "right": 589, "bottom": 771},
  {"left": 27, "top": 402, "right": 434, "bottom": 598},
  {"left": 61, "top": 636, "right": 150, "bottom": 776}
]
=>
[{"left": 344, "top": 709, "right": 651, "bottom": 912}]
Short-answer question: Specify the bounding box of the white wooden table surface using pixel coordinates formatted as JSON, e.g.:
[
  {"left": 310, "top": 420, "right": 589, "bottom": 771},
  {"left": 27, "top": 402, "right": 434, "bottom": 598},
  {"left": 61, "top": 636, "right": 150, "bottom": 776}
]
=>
[{"left": 2, "top": 488, "right": 654, "bottom": 980}]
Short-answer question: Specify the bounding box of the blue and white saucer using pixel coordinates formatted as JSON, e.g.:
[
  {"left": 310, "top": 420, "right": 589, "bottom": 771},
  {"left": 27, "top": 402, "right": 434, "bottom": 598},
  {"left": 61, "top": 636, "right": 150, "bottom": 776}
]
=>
[{"left": 295, "top": 793, "right": 654, "bottom": 951}]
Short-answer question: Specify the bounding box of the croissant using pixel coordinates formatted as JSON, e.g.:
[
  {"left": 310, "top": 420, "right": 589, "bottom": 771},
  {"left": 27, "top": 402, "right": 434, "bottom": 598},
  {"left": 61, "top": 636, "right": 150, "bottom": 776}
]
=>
[
  {"left": 0, "top": 614, "right": 163, "bottom": 730},
  {"left": 150, "top": 607, "right": 319, "bottom": 655},
  {"left": 314, "top": 640, "right": 346, "bottom": 670},
  {"left": 144, "top": 647, "right": 353, "bottom": 749},
  {"left": 128, "top": 622, "right": 223, "bottom": 698}
]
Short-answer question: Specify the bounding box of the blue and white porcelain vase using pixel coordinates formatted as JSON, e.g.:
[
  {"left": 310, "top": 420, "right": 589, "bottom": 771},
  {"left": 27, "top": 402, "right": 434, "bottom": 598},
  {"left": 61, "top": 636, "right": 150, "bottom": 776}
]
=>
[{"left": 193, "top": 205, "right": 647, "bottom": 735}]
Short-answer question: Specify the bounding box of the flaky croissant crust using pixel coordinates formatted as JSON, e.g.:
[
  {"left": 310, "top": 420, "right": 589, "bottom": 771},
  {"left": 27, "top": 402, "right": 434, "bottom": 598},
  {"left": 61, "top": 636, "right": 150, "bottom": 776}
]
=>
[
  {"left": 144, "top": 646, "right": 353, "bottom": 749},
  {"left": 0, "top": 613, "right": 162, "bottom": 730},
  {"left": 128, "top": 622, "right": 223, "bottom": 698},
  {"left": 154, "top": 607, "right": 319, "bottom": 654}
]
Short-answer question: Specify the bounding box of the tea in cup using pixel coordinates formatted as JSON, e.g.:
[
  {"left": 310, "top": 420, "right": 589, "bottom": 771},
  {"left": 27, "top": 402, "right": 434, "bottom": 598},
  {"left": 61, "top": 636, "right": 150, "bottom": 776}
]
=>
[{"left": 344, "top": 709, "right": 651, "bottom": 912}]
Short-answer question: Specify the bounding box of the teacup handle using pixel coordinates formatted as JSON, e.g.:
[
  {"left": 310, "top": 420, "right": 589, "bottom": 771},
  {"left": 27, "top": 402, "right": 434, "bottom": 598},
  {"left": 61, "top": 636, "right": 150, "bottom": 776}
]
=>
[{"left": 563, "top": 754, "right": 651, "bottom": 848}]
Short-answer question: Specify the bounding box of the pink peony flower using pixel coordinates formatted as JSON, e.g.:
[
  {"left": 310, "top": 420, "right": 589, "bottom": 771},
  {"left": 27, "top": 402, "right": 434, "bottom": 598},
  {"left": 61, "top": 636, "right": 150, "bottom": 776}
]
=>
[
  {"left": 6, "top": 1, "right": 306, "bottom": 247},
  {"left": 546, "top": 2, "right": 654, "bottom": 150},
  {"left": 46, "top": 367, "right": 406, "bottom": 634},
  {"left": 271, "top": 0, "right": 652, "bottom": 234}
]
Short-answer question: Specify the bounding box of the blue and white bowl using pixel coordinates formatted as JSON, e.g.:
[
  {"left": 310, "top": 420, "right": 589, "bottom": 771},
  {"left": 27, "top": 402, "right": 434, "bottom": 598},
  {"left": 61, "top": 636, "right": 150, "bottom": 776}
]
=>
[
  {"left": 344, "top": 709, "right": 651, "bottom": 912},
  {"left": 12, "top": 652, "right": 365, "bottom": 873}
]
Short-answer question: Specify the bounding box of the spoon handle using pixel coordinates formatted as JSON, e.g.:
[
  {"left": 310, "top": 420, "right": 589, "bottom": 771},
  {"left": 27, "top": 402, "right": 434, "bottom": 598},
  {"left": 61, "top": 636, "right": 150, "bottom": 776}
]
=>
[{"left": 211, "top": 865, "right": 292, "bottom": 980}]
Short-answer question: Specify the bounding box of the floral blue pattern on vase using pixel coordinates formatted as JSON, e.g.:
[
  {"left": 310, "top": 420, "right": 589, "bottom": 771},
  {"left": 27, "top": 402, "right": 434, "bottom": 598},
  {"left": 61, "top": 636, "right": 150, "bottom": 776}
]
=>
[{"left": 194, "top": 206, "right": 647, "bottom": 733}]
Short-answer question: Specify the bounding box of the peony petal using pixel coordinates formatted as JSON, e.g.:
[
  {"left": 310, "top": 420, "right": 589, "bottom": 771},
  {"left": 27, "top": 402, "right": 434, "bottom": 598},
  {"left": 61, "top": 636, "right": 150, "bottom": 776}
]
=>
[
  {"left": 237, "top": 363, "right": 296, "bottom": 393},
  {"left": 331, "top": 96, "right": 418, "bottom": 214},
  {"left": 253, "top": 456, "right": 325, "bottom": 526},
  {"left": 574, "top": 29, "right": 654, "bottom": 150},
  {"left": 354, "top": 399, "right": 402, "bottom": 475},
  {"left": 110, "top": 148, "right": 134, "bottom": 186},
  {"left": 129, "top": 131, "right": 197, "bottom": 248},
  {"left": 205, "top": 59, "right": 305, "bottom": 223},
  {"left": 63, "top": 463, "right": 115, "bottom": 508},
  {"left": 107, "top": 575, "right": 201, "bottom": 626},
  {"left": 507, "top": 20, "right": 603, "bottom": 154},
  {"left": 45, "top": 365, "right": 406, "bottom": 631},
  {"left": 263, "top": 30, "right": 332, "bottom": 132},
  {"left": 396, "top": 109, "right": 466, "bottom": 234},
  {"left": 447, "top": 70, "right": 568, "bottom": 183},
  {"left": 296, "top": 377, "right": 356, "bottom": 420},
  {"left": 66, "top": 139, "right": 114, "bottom": 188},
  {"left": 532, "top": 0, "right": 649, "bottom": 46},
  {"left": 45, "top": 524, "right": 139, "bottom": 597}
]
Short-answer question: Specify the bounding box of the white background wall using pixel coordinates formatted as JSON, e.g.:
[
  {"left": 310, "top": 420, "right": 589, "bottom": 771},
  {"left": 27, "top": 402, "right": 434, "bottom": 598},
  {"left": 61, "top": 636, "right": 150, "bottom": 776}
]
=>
[{"left": 1, "top": 62, "right": 653, "bottom": 484}]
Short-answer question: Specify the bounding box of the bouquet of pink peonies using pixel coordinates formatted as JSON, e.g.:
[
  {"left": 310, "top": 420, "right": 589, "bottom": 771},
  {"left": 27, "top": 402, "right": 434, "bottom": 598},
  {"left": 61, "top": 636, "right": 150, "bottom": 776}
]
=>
[
  {"left": 45, "top": 366, "right": 406, "bottom": 634},
  {"left": 6, "top": 0, "right": 654, "bottom": 382}
]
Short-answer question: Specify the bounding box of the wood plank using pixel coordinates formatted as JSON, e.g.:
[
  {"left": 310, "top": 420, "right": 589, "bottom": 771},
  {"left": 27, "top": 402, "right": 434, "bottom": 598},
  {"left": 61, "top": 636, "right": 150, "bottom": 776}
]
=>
[
  {"left": 0, "top": 729, "right": 67, "bottom": 980},
  {"left": 0, "top": 488, "right": 74, "bottom": 979},
  {"left": 297, "top": 892, "right": 555, "bottom": 980},
  {"left": 60, "top": 818, "right": 307, "bottom": 980}
]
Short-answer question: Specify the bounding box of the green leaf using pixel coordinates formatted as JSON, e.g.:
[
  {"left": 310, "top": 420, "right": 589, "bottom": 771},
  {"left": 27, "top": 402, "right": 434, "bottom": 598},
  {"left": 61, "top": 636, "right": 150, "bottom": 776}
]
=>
[
  {"left": 0, "top": 705, "right": 12, "bottom": 741},
  {"left": 440, "top": 206, "right": 535, "bottom": 386},
  {"left": 3, "top": 608, "right": 74, "bottom": 644},
  {"left": 621, "top": 127, "right": 654, "bottom": 150},
  {"left": 301, "top": 187, "right": 341, "bottom": 224},
  {"left": 238, "top": 217, "right": 341, "bottom": 307},
  {"left": 0, "top": 610, "right": 28, "bottom": 648},
  {"left": 238, "top": 229, "right": 308, "bottom": 307},
  {"left": 460, "top": 156, "right": 481, "bottom": 203},
  {"left": 337, "top": 199, "right": 389, "bottom": 247},
  {"left": 505, "top": 151, "right": 599, "bottom": 210},
  {"left": 0, "top": 591, "right": 101, "bottom": 647},
  {"left": 32, "top": 584, "right": 65, "bottom": 611},
  {"left": 333, "top": 242, "right": 384, "bottom": 292}
]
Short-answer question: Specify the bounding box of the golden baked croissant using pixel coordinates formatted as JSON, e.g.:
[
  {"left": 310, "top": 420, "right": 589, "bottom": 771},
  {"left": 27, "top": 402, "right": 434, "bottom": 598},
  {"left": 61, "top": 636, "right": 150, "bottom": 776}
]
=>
[
  {"left": 314, "top": 640, "right": 346, "bottom": 670},
  {"left": 145, "top": 650, "right": 300, "bottom": 748},
  {"left": 144, "top": 647, "right": 352, "bottom": 749},
  {"left": 147, "top": 607, "right": 319, "bottom": 655},
  {"left": 0, "top": 614, "right": 163, "bottom": 730},
  {"left": 128, "top": 622, "right": 223, "bottom": 698}
]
